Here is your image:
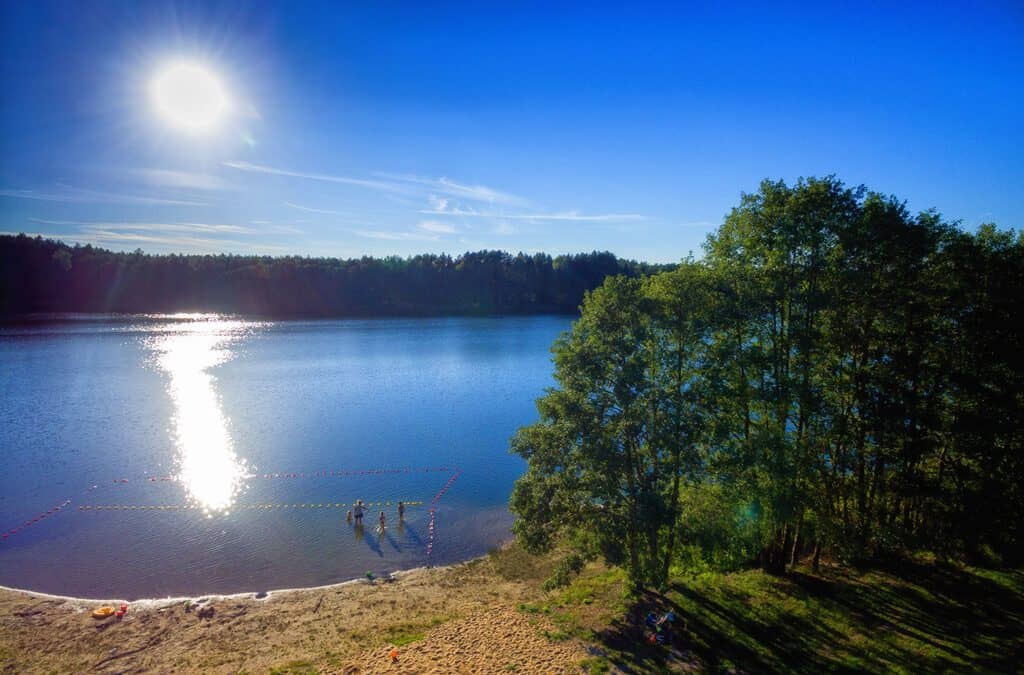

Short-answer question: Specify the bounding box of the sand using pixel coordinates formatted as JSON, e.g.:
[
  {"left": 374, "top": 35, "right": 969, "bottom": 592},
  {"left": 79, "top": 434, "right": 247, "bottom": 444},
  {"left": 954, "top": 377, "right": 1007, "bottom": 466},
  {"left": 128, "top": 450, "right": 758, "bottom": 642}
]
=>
[
  {"left": 0, "top": 554, "right": 594, "bottom": 673},
  {"left": 336, "top": 606, "right": 590, "bottom": 674}
]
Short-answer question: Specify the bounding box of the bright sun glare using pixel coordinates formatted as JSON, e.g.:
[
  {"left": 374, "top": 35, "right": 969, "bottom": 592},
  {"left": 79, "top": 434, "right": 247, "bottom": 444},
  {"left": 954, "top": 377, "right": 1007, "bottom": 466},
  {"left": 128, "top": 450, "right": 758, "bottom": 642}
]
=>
[
  {"left": 150, "top": 62, "right": 229, "bottom": 133},
  {"left": 149, "top": 320, "right": 250, "bottom": 512}
]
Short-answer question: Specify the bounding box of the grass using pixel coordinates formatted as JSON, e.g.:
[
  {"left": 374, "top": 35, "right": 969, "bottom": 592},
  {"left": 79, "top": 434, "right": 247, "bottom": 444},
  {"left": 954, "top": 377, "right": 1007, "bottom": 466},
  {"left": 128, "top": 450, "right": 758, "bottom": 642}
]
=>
[
  {"left": 578, "top": 655, "right": 612, "bottom": 673},
  {"left": 545, "top": 554, "right": 1024, "bottom": 673},
  {"left": 4, "top": 539, "right": 1018, "bottom": 673},
  {"left": 516, "top": 565, "right": 629, "bottom": 646},
  {"left": 381, "top": 616, "right": 447, "bottom": 647},
  {"left": 489, "top": 541, "right": 559, "bottom": 582},
  {"left": 267, "top": 660, "right": 317, "bottom": 675},
  {"left": 387, "top": 629, "right": 425, "bottom": 647}
]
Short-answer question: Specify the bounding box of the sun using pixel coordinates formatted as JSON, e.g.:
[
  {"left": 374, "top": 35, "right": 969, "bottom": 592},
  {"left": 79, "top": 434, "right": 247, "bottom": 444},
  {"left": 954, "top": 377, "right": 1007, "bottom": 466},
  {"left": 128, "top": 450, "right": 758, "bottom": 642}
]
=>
[{"left": 150, "top": 62, "right": 230, "bottom": 133}]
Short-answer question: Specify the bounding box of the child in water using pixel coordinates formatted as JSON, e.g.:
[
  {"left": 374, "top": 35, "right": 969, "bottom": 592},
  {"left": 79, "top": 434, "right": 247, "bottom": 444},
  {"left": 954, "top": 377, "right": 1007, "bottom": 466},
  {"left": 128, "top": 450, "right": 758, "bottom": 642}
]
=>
[
  {"left": 346, "top": 509, "right": 353, "bottom": 524},
  {"left": 397, "top": 501, "right": 405, "bottom": 521}
]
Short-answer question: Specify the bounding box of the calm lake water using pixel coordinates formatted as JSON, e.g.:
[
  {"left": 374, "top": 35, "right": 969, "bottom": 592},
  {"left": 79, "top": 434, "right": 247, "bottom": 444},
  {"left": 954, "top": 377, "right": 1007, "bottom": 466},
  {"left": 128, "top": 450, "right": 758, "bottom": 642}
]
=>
[{"left": 0, "top": 315, "right": 570, "bottom": 599}]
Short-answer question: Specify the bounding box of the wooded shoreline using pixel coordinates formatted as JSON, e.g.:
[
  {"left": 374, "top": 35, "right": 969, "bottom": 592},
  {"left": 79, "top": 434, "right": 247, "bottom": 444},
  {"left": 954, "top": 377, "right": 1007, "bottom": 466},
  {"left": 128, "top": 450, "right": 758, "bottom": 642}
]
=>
[{"left": 0, "top": 235, "right": 667, "bottom": 317}]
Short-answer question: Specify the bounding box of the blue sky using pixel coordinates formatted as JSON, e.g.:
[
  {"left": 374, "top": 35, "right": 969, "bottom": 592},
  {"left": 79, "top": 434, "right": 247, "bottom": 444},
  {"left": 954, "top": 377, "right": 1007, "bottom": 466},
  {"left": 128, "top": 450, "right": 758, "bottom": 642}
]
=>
[{"left": 1, "top": 1, "right": 1021, "bottom": 263}]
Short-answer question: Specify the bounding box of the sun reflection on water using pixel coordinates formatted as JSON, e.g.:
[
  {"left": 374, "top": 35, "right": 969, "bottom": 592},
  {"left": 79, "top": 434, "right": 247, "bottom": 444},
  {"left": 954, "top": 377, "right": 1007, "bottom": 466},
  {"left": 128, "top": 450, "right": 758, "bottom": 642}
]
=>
[{"left": 145, "top": 317, "right": 260, "bottom": 512}]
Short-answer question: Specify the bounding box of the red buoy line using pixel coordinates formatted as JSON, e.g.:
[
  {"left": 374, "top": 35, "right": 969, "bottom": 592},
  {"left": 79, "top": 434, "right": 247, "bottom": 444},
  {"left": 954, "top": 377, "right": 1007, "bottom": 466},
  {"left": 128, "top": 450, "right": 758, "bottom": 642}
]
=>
[
  {"left": 426, "top": 468, "right": 461, "bottom": 562},
  {"left": 2, "top": 465, "right": 462, "bottom": 555},
  {"left": 104, "top": 465, "right": 459, "bottom": 485},
  {"left": 75, "top": 500, "right": 425, "bottom": 511},
  {"left": 1, "top": 499, "right": 72, "bottom": 542},
  {"left": 1, "top": 481, "right": 105, "bottom": 544}
]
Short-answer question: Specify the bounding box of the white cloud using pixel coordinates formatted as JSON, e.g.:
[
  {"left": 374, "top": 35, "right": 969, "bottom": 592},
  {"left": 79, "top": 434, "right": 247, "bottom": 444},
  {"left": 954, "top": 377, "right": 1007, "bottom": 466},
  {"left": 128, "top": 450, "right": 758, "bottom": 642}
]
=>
[
  {"left": 283, "top": 201, "right": 354, "bottom": 216},
  {"left": 223, "top": 161, "right": 416, "bottom": 195},
  {"left": 379, "top": 173, "right": 527, "bottom": 206},
  {"left": 29, "top": 218, "right": 257, "bottom": 235},
  {"left": 0, "top": 186, "right": 207, "bottom": 206},
  {"left": 525, "top": 211, "right": 645, "bottom": 222},
  {"left": 224, "top": 160, "right": 526, "bottom": 207},
  {"left": 352, "top": 229, "right": 440, "bottom": 241},
  {"left": 418, "top": 220, "right": 459, "bottom": 234},
  {"left": 420, "top": 203, "right": 645, "bottom": 222},
  {"left": 223, "top": 160, "right": 648, "bottom": 228},
  {"left": 135, "top": 169, "right": 230, "bottom": 191}
]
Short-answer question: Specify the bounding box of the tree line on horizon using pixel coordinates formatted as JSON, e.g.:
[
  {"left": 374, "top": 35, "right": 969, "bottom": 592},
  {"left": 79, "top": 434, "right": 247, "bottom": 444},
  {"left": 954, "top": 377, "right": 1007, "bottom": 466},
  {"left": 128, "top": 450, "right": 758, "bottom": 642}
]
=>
[
  {"left": 0, "top": 236, "right": 668, "bottom": 316},
  {"left": 510, "top": 176, "right": 1023, "bottom": 591}
]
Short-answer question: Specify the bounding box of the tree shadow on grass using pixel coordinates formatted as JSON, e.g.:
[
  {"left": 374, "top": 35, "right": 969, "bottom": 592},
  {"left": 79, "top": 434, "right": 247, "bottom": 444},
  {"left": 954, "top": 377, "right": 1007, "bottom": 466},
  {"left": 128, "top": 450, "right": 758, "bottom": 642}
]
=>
[
  {"left": 591, "top": 561, "right": 1023, "bottom": 674},
  {"left": 792, "top": 558, "right": 1024, "bottom": 673}
]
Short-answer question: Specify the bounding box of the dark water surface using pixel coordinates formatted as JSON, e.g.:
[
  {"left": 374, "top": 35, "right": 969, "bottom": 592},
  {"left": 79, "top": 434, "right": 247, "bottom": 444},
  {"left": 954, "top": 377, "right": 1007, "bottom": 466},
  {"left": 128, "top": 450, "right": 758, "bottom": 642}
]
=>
[{"left": 0, "top": 315, "right": 570, "bottom": 599}]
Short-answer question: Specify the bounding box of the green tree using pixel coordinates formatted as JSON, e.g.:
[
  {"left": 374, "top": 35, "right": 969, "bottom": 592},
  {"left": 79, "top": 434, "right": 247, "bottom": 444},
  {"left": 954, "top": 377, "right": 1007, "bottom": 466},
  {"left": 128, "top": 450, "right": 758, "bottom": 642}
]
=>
[
  {"left": 511, "top": 266, "right": 717, "bottom": 589},
  {"left": 511, "top": 175, "right": 1024, "bottom": 585}
]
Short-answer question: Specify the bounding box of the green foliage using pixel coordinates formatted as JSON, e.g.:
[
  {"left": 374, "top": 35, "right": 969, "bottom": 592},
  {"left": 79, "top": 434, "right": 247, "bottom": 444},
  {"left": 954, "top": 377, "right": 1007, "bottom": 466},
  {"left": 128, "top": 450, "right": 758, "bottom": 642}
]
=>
[
  {"left": 578, "top": 656, "right": 612, "bottom": 673},
  {"left": 674, "top": 483, "right": 762, "bottom": 573},
  {"left": 381, "top": 617, "right": 447, "bottom": 648},
  {"left": 512, "top": 175, "right": 1024, "bottom": 587},
  {"left": 542, "top": 552, "right": 587, "bottom": 591},
  {"left": 268, "top": 660, "right": 317, "bottom": 675},
  {"left": 387, "top": 630, "right": 425, "bottom": 647}
]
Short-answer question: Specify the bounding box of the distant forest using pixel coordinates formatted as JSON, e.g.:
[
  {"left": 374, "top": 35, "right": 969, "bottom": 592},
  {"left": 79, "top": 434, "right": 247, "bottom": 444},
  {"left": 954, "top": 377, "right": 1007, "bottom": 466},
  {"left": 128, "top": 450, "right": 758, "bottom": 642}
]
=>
[{"left": 0, "top": 234, "right": 668, "bottom": 316}]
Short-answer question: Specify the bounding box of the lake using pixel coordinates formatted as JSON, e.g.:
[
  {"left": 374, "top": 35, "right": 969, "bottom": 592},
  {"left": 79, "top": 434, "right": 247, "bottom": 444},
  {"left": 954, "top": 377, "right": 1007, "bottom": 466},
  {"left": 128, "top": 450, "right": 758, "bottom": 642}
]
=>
[{"left": 0, "top": 314, "right": 571, "bottom": 599}]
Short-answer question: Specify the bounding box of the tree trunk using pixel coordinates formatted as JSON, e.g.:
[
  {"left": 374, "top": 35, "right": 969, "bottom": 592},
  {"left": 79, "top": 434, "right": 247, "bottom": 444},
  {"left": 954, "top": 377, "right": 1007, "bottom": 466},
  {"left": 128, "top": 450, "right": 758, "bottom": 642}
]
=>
[
  {"left": 763, "top": 525, "right": 790, "bottom": 575},
  {"left": 789, "top": 514, "right": 803, "bottom": 568}
]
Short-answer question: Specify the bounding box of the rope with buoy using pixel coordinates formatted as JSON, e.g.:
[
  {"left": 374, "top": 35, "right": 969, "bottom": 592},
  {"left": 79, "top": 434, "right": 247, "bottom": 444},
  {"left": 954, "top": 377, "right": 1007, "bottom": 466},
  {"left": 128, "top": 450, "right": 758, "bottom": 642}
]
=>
[
  {"left": 75, "top": 500, "right": 424, "bottom": 512},
  {"left": 426, "top": 468, "right": 461, "bottom": 562},
  {"left": 1, "top": 499, "right": 72, "bottom": 542},
  {"left": 104, "top": 465, "right": 459, "bottom": 485}
]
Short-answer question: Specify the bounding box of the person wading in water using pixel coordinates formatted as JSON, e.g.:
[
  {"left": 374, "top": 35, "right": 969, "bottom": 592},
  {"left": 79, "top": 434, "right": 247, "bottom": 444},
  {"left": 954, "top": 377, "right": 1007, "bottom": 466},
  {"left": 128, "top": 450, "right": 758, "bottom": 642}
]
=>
[{"left": 352, "top": 499, "right": 365, "bottom": 526}]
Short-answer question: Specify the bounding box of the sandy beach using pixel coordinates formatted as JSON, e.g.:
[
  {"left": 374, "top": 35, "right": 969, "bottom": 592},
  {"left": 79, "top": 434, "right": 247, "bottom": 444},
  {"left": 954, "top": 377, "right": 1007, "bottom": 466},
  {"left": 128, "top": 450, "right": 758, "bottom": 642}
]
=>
[{"left": 0, "top": 548, "right": 595, "bottom": 673}]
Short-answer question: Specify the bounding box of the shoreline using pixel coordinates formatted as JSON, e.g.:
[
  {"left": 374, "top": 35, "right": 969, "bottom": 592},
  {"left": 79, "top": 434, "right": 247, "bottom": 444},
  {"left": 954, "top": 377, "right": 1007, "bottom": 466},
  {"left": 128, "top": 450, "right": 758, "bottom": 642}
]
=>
[
  {"left": 0, "top": 543, "right": 597, "bottom": 673},
  {"left": 0, "top": 558, "right": 473, "bottom": 608}
]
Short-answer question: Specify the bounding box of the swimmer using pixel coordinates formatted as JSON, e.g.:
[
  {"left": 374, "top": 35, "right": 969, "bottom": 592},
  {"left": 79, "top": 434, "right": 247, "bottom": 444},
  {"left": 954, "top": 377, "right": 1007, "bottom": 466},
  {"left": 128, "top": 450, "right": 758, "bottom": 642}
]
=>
[{"left": 397, "top": 500, "right": 405, "bottom": 521}]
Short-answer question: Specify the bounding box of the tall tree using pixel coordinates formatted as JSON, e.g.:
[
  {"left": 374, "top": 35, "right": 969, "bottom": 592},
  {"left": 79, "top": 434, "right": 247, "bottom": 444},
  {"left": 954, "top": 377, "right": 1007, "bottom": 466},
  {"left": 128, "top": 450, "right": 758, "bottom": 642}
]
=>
[{"left": 511, "top": 176, "right": 1024, "bottom": 587}]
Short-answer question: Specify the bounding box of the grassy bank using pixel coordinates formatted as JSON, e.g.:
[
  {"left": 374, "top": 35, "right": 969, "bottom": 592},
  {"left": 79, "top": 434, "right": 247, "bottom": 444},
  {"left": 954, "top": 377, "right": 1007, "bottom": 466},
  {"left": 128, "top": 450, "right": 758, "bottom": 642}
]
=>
[
  {"left": 523, "top": 551, "right": 1024, "bottom": 674},
  {"left": 0, "top": 547, "right": 1020, "bottom": 673}
]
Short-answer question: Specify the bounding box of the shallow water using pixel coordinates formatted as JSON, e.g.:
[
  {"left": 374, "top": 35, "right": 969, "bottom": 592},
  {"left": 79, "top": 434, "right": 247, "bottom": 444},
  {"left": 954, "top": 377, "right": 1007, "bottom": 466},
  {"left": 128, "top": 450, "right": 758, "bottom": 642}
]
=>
[{"left": 0, "top": 314, "right": 570, "bottom": 599}]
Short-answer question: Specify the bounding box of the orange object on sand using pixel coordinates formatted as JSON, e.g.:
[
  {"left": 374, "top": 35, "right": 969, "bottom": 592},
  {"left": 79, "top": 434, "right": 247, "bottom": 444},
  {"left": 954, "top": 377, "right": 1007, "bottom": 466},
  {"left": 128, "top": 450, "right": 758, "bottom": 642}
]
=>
[
  {"left": 91, "top": 606, "right": 115, "bottom": 619},
  {"left": 389, "top": 648, "right": 399, "bottom": 662}
]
